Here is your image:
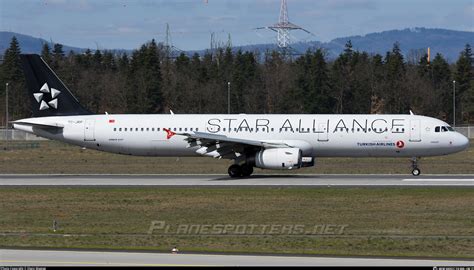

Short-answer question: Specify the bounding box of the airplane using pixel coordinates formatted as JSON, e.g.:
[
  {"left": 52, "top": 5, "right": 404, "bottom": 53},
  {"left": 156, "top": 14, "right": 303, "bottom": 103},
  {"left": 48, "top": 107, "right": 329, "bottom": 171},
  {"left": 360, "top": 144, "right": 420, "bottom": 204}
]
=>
[{"left": 13, "top": 54, "right": 469, "bottom": 177}]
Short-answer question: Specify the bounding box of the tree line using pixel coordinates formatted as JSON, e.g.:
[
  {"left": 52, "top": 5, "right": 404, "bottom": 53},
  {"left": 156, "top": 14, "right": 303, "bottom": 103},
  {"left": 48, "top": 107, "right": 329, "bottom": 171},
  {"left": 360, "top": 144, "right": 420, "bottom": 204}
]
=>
[{"left": 0, "top": 36, "right": 473, "bottom": 126}]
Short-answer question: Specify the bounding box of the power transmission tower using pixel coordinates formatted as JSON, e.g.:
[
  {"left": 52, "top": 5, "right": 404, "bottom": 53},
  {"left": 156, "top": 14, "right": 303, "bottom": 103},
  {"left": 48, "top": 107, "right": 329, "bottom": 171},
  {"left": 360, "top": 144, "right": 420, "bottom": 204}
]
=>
[
  {"left": 255, "top": 0, "right": 312, "bottom": 52},
  {"left": 164, "top": 23, "right": 172, "bottom": 57},
  {"left": 164, "top": 23, "right": 183, "bottom": 58},
  {"left": 210, "top": 31, "right": 229, "bottom": 54},
  {"left": 226, "top": 33, "right": 232, "bottom": 49}
]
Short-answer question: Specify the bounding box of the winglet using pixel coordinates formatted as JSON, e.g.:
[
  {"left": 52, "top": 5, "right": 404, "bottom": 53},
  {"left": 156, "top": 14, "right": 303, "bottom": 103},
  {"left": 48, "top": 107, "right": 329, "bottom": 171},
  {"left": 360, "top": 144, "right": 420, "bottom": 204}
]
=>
[{"left": 163, "top": 128, "right": 176, "bottom": 139}]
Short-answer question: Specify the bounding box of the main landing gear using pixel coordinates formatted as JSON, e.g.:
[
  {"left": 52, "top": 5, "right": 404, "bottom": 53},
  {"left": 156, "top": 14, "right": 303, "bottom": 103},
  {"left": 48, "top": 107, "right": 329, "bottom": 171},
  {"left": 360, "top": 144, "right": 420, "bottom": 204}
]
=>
[
  {"left": 411, "top": 157, "right": 421, "bottom": 176},
  {"left": 228, "top": 164, "right": 254, "bottom": 178}
]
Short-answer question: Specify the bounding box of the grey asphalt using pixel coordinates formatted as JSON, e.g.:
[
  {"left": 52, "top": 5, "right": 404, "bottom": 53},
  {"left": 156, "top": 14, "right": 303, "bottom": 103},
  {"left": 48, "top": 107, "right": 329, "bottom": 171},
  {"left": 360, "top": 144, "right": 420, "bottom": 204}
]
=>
[
  {"left": 0, "top": 249, "right": 473, "bottom": 266},
  {"left": 0, "top": 174, "right": 473, "bottom": 186}
]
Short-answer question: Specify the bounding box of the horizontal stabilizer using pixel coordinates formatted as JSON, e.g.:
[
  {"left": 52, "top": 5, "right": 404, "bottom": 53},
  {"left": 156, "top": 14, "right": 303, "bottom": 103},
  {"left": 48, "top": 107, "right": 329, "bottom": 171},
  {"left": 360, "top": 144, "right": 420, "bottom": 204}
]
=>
[{"left": 12, "top": 120, "right": 64, "bottom": 129}]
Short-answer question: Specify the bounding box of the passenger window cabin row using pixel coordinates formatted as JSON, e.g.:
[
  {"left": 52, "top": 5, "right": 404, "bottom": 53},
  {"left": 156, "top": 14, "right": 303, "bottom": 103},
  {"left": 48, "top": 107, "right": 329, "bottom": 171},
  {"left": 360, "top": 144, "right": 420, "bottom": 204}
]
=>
[
  {"left": 112, "top": 127, "right": 406, "bottom": 133},
  {"left": 334, "top": 127, "right": 405, "bottom": 133},
  {"left": 113, "top": 127, "right": 199, "bottom": 132}
]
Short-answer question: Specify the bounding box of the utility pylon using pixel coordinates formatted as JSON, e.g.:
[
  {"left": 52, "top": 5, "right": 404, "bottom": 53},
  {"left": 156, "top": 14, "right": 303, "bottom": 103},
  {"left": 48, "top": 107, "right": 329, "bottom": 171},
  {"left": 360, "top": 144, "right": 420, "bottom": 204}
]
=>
[
  {"left": 255, "top": 0, "right": 312, "bottom": 50},
  {"left": 164, "top": 23, "right": 172, "bottom": 57},
  {"left": 163, "top": 23, "right": 183, "bottom": 58}
]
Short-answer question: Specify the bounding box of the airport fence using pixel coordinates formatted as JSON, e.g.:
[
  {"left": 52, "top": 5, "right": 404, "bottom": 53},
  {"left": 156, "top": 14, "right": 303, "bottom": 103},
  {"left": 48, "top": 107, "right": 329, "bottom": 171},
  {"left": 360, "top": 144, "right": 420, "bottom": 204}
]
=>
[
  {"left": 1, "top": 126, "right": 473, "bottom": 141},
  {"left": 455, "top": 126, "right": 473, "bottom": 139},
  {"left": 0, "top": 129, "right": 47, "bottom": 141}
]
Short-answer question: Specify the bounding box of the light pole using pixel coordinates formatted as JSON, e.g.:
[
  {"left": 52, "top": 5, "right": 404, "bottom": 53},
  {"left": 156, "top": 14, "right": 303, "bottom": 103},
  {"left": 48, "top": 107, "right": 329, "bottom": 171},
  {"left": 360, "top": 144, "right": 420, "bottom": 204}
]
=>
[
  {"left": 453, "top": 80, "right": 456, "bottom": 127},
  {"left": 227, "top": 81, "right": 231, "bottom": 114},
  {"left": 5, "top": 82, "right": 9, "bottom": 150}
]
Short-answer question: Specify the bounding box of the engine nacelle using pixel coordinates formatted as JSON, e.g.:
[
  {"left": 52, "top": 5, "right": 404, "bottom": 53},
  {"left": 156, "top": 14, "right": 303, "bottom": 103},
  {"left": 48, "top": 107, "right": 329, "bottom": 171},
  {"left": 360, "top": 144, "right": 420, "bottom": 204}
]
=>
[{"left": 254, "top": 148, "right": 302, "bottom": 170}]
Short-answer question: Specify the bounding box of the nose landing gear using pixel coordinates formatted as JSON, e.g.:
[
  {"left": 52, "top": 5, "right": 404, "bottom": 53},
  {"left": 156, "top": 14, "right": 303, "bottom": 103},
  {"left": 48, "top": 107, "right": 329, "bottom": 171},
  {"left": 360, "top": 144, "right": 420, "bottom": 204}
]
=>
[{"left": 411, "top": 157, "right": 421, "bottom": 176}]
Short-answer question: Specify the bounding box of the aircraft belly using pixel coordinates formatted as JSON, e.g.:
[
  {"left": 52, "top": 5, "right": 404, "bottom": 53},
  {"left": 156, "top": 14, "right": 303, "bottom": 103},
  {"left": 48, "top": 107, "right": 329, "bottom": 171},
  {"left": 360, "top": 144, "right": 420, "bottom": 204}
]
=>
[
  {"left": 97, "top": 137, "right": 195, "bottom": 157},
  {"left": 150, "top": 140, "right": 196, "bottom": 156}
]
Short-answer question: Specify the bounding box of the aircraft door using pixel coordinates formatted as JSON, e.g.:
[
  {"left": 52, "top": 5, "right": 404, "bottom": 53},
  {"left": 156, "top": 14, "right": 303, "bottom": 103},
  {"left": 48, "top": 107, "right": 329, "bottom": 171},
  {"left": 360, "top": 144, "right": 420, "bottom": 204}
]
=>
[
  {"left": 409, "top": 120, "right": 421, "bottom": 142},
  {"left": 84, "top": 119, "right": 96, "bottom": 141}
]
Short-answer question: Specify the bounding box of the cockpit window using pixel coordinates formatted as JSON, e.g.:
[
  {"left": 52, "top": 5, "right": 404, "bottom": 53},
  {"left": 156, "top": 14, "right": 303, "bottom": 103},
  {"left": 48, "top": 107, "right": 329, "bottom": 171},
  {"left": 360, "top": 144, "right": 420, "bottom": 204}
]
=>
[{"left": 435, "top": 126, "right": 455, "bottom": 133}]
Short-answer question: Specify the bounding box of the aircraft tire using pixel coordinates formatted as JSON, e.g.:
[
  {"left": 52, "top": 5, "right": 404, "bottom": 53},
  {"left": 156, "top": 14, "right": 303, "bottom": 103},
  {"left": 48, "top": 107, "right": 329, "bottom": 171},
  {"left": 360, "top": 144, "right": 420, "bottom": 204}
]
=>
[
  {"left": 228, "top": 164, "right": 243, "bottom": 178},
  {"left": 412, "top": 168, "right": 421, "bottom": 176},
  {"left": 241, "top": 164, "right": 254, "bottom": 177}
]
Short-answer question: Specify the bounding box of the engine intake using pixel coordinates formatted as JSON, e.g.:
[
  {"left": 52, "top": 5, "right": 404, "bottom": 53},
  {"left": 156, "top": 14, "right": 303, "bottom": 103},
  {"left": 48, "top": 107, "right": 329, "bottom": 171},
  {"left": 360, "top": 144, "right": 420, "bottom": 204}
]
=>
[{"left": 254, "top": 148, "right": 302, "bottom": 170}]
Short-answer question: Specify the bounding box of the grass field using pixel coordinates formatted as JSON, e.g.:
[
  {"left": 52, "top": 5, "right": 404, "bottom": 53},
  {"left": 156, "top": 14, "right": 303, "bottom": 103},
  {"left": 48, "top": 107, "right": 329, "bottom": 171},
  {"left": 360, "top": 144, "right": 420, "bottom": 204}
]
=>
[
  {"left": 0, "top": 187, "right": 473, "bottom": 258},
  {"left": 0, "top": 140, "right": 473, "bottom": 258},
  {"left": 0, "top": 140, "right": 473, "bottom": 174}
]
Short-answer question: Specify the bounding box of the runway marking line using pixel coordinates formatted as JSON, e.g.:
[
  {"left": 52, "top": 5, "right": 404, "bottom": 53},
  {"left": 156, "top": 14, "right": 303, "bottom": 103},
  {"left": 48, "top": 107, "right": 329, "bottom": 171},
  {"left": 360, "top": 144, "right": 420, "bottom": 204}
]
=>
[
  {"left": 1, "top": 250, "right": 473, "bottom": 266},
  {"left": 0, "top": 259, "right": 208, "bottom": 267},
  {"left": 402, "top": 179, "right": 474, "bottom": 182}
]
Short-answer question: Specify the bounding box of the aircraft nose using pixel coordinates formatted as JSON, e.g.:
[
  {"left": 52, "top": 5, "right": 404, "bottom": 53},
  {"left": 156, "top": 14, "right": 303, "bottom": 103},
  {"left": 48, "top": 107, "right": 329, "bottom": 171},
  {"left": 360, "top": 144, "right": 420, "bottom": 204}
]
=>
[{"left": 456, "top": 133, "right": 469, "bottom": 151}]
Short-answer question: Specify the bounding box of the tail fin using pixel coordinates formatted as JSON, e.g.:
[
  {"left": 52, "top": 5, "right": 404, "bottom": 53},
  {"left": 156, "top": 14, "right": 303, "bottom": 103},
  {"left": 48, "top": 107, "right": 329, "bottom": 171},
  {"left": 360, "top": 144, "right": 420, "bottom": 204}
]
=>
[{"left": 20, "top": 54, "right": 92, "bottom": 117}]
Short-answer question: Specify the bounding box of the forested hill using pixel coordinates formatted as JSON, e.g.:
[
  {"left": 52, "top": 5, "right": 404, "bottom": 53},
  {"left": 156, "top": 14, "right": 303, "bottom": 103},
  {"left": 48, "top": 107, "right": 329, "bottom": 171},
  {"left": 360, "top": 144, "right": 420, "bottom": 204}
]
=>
[
  {"left": 1, "top": 28, "right": 472, "bottom": 62},
  {"left": 0, "top": 32, "right": 86, "bottom": 55},
  {"left": 0, "top": 31, "right": 129, "bottom": 56},
  {"left": 324, "top": 28, "right": 473, "bottom": 62},
  {"left": 235, "top": 28, "right": 473, "bottom": 62}
]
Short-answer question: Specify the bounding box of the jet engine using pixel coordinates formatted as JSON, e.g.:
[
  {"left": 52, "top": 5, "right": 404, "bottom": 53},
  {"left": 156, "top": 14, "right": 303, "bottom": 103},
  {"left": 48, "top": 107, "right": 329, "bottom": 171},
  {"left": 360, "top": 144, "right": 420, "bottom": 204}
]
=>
[{"left": 254, "top": 148, "right": 302, "bottom": 170}]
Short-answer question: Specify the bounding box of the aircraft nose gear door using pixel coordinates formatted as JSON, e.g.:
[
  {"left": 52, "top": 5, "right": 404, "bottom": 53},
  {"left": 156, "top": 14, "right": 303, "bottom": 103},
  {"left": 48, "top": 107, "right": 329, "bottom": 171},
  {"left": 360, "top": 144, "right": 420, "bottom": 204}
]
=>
[
  {"left": 409, "top": 120, "right": 421, "bottom": 142},
  {"left": 84, "top": 119, "right": 96, "bottom": 141}
]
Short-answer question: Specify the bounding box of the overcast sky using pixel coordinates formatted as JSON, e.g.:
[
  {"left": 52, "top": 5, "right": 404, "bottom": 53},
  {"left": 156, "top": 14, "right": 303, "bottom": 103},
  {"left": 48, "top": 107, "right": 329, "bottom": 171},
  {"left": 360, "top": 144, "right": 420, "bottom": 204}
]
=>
[{"left": 1, "top": 0, "right": 472, "bottom": 51}]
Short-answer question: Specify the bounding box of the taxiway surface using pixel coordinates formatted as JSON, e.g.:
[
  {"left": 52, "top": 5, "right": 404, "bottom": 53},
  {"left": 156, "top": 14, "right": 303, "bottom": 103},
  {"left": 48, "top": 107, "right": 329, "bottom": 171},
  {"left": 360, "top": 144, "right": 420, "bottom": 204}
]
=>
[
  {"left": 0, "top": 249, "right": 472, "bottom": 266},
  {"left": 0, "top": 174, "right": 473, "bottom": 186}
]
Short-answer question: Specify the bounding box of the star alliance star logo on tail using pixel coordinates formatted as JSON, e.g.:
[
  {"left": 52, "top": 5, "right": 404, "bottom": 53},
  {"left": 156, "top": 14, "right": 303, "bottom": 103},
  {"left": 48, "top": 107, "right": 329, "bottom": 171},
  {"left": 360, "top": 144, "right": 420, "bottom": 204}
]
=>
[{"left": 34, "top": 83, "right": 61, "bottom": 111}]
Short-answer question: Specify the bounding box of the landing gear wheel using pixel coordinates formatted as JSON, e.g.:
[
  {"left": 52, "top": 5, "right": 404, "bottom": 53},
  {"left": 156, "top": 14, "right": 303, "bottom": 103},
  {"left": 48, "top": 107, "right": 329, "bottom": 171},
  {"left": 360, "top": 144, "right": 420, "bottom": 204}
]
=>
[
  {"left": 412, "top": 168, "right": 421, "bottom": 176},
  {"left": 241, "top": 164, "right": 254, "bottom": 177},
  {"left": 411, "top": 157, "right": 421, "bottom": 176},
  {"left": 228, "top": 164, "right": 242, "bottom": 178}
]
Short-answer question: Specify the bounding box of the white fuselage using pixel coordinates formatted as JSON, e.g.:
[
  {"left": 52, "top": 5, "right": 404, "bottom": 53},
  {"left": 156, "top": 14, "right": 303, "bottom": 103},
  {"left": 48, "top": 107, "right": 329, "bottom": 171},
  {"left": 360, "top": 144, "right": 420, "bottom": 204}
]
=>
[{"left": 14, "top": 114, "right": 469, "bottom": 158}]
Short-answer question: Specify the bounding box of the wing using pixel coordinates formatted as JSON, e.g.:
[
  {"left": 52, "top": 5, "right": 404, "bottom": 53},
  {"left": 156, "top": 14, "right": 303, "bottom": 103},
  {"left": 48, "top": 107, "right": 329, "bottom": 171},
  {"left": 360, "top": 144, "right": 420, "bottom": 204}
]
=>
[{"left": 175, "top": 131, "right": 290, "bottom": 160}]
